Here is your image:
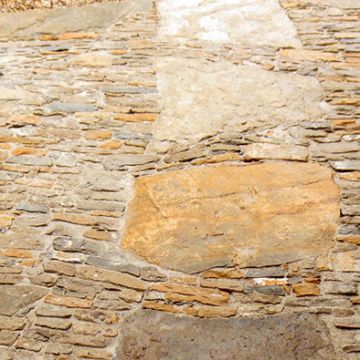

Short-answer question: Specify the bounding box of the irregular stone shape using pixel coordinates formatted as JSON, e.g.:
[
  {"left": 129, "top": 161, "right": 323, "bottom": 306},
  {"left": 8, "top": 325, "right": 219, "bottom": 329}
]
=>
[
  {"left": 331, "top": 160, "right": 360, "bottom": 171},
  {"left": 122, "top": 162, "right": 339, "bottom": 273},
  {"left": 0, "top": 286, "right": 48, "bottom": 316},
  {"left": 117, "top": 310, "right": 335, "bottom": 360},
  {"left": 319, "top": 0, "right": 360, "bottom": 8},
  {"left": 17, "top": 201, "right": 49, "bottom": 213},
  {"left": 44, "top": 102, "right": 98, "bottom": 114},
  {"left": 0, "top": 0, "right": 152, "bottom": 40},
  {"left": 150, "top": 57, "right": 326, "bottom": 151},
  {"left": 104, "top": 154, "right": 159, "bottom": 170},
  {"left": 157, "top": 0, "right": 300, "bottom": 47},
  {"left": 6, "top": 156, "right": 53, "bottom": 166},
  {"left": 243, "top": 143, "right": 308, "bottom": 161}
]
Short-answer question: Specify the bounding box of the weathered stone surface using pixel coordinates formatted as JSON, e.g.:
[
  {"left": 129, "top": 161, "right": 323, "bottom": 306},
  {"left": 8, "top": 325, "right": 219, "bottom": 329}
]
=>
[
  {"left": 151, "top": 58, "right": 326, "bottom": 150},
  {"left": 44, "top": 294, "right": 92, "bottom": 309},
  {"left": 15, "top": 338, "right": 42, "bottom": 352},
  {"left": 243, "top": 143, "right": 308, "bottom": 161},
  {"left": 0, "top": 286, "right": 48, "bottom": 316},
  {"left": 150, "top": 282, "right": 229, "bottom": 306},
  {"left": 17, "top": 201, "right": 49, "bottom": 213},
  {"left": 0, "top": 0, "right": 152, "bottom": 40},
  {"left": 0, "top": 316, "right": 26, "bottom": 331},
  {"left": 117, "top": 310, "right": 335, "bottom": 359},
  {"left": 122, "top": 162, "right": 339, "bottom": 273},
  {"left": 335, "top": 317, "right": 360, "bottom": 329},
  {"left": 44, "top": 102, "right": 98, "bottom": 114},
  {"left": 293, "top": 282, "right": 320, "bottom": 297},
  {"left": 157, "top": 0, "right": 300, "bottom": 47},
  {"left": 104, "top": 154, "right": 159, "bottom": 170},
  {"left": 330, "top": 160, "right": 360, "bottom": 171},
  {"left": 35, "top": 317, "right": 72, "bottom": 330},
  {"left": 6, "top": 155, "right": 53, "bottom": 166},
  {"left": 77, "top": 265, "right": 147, "bottom": 290},
  {"left": 0, "top": 330, "right": 19, "bottom": 346},
  {"left": 0, "top": 0, "right": 358, "bottom": 356}
]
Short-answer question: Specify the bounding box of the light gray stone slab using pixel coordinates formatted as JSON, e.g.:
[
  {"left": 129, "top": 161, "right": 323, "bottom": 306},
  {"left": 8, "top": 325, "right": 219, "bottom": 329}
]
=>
[
  {"left": 150, "top": 57, "right": 327, "bottom": 151},
  {"left": 157, "top": 0, "right": 301, "bottom": 47}
]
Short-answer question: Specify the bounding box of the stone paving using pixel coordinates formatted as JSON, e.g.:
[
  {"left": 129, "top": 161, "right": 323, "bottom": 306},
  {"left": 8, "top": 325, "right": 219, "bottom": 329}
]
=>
[{"left": 0, "top": 0, "right": 359, "bottom": 359}]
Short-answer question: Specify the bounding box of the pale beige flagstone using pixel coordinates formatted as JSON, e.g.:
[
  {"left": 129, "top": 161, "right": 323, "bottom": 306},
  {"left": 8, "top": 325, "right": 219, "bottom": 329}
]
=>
[{"left": 150, "top": 57, "right": 328, "bottom": 152}]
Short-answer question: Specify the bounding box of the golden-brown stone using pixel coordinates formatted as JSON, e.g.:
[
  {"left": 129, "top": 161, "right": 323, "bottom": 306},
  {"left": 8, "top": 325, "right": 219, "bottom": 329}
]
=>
[
  {"left": 293, "top": 283, "right": 320, "bottom": 297},
  {"left": 122, "top": 163, "right": 339, "bottom": 273}
]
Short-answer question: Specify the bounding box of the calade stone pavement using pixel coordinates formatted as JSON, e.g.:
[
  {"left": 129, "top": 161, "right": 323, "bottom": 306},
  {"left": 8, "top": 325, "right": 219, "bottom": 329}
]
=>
[{"left": 0, "top": 0, "right": 359, "bottom": 359}]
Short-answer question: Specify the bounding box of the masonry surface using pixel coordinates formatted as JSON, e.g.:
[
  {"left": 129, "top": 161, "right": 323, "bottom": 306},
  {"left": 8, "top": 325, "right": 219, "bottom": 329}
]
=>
[{"left": 0, "top": 0, "right": 359, "bottom": 359}]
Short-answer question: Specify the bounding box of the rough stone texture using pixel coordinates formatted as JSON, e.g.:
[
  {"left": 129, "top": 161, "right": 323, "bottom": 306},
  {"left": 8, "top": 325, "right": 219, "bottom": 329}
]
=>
[
  {"left": 122, "top": 162, "right": 339, "bottom": 272},
  {"left": 157, "top": 0, "right": 301, "bottom": 47},
  {"left": 0, "top": 0, "right": 152, "bottom": 40},
  {"left": 118, "top": 310, "right": 336, "bottom": 360},
  {"left": 0, "top": 0, "right": 359, "bottom": 358},
  {"left": 0, "top": 0, "right": 121, "bottom": 12},
  {"left": 0, "top": 286, "right": 48, "bottom": 316},
  {"left": 150, "top": 57, "right": 327, "bottom": 151}
]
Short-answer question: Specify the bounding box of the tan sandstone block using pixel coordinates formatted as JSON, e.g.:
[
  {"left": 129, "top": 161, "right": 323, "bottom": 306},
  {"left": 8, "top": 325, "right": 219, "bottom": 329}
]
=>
[
  {"left": 83, "top": 228, "right": 112, "bottom": 241},
  {"left": 100, "top": 140, "right": 124, "bottom": 150},
  {"left": 122, "top": 162, "right": 339, "bottom": 273},
  {"left": 279, "top": 49, "right": 340, "bottom": 63},
  {"left": 114, "top": 113, "right": 157, "bottom": 122},
  {"left": 40, "top": 32, "right": 98, "bottom": 41},
  {"left": 71, "top": 52, "right": 113, "bottom": 67},
  {"left": 12, "top": 147, "right": 47, "bottom": 156},
  {"left": 85, "top": 130, "right": 112, "bottom": 141},
  {"left": 242, "top": 143, "right": 308, "bottom": 161},
  {"left": 337, "top": 235, "right": 360, "bottom": 245},
  {"left": 0, "top": 215, "right": 14, "bottom": 229},
  {"left": 76, "top": 265, "right": 147, "bottom": 291},
  {"left": 332, "top": 252, "right": 360, "bottom": 272},
  {"left": 45, "top": 294, "right": 92, "bottom": 308},
  {"left": 201, "top": 268, "right": 245, "bottom": 279},
  {"left": 1, "top": 249, "right": 32, "bottom": 258},
  {"left": 143, "top": 301, "right": 181, "bottom": 314},
  {"left": 196, "top": 306, "right": 237, "bottom": 318},
  {"left": 293, "top": 283, "right": 320, "bottom": 297},
  {"left": 150, "top": 283, "right": 229, "bottom": 306}
]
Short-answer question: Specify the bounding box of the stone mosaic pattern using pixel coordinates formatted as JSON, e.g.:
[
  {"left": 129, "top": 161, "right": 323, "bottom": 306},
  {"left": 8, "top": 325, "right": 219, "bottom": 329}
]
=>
[
  {"left": 0, "top": 0, "right": 359, "bottom": 359},
  {"left": 0, "top": 0, "right": 121, "bottom": 12}
]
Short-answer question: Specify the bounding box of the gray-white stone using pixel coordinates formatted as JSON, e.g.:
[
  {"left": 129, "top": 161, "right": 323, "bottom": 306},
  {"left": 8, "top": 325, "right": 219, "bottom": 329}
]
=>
[
  {"left": 331, "top": 160, "right": 360, "bottom": 171},
  {"left": 17, "top": 201, "right": 49, "bottom": 213},
  {"left": 150, "top": 58, "right": 327, "bottom": 151},
  {"left": 45, "top": 102, "right": 98, "bottom": 114},
  {"left": 157, "top": 0, "right": 301, "bottom": 48},
  {"left": 103, "top": 154, "right": 159, "bottom": 170}
]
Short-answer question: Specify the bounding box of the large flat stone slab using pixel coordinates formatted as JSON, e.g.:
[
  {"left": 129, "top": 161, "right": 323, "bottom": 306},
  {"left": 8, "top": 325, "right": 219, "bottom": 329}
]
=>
[
  {"left": 117, "top": 310, "right": 336, "bottom": 360},
  {"left": 157, "top": 0, "right": 301, "bottom": 47},
  {"left": 150, "top": 57, "right": 327, "bottom": 151},
  {"left": 122, "top": 162, "right": 339, "bottom": 273},
  {"left": 0, "top": 0, "right": 152, "bottom": 40}
]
